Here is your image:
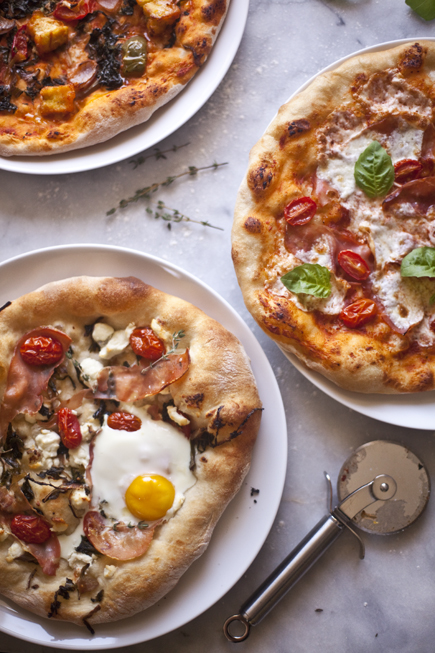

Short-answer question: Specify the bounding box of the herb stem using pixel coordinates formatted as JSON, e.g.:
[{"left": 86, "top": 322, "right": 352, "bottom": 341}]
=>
[
  {"left": 148, "top": 200, "right": 223, "bottom": 230},
  {"left": 129, "top": 142, "right": 190, "bottom": 168}
]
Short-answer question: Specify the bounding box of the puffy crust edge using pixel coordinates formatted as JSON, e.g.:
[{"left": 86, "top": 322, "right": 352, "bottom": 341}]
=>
[{"left": 0, "top": 275, "right": 261, "bottom": 625}]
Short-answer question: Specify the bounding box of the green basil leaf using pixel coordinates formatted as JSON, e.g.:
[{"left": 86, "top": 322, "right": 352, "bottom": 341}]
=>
[
  {"left": 401, "top": 247, "right": 435, "bottom": 277},
  {"left": 406, "top": 0, "right": 435, "bottom": 20},
  {"left": 281, "top": 263, "right": 331, "bottom": 298},
  {"left": 354, "top": 141, "right": 395, "bottom": 198}
]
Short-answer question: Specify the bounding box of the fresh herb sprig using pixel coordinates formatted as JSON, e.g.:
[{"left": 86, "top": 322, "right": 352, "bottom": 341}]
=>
[
  {"left": 129, "top": 142, "right": 190, "bottom": 169},
  {"left": 406, "top": 0, "right": 435, "bottom": 20},
  {"left": 142, "top": 330, "right": 185, "bottom": 373},
  {"left": 146, "top": 200, "right": 223, "bottom": 230},
  {"left": 106, "top": 162, "right": 227, "bottom": 217}
]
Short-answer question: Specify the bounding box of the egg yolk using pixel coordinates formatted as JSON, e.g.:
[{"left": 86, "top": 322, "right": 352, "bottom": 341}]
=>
[{"left": 125, "top": 474, "right": 175, "bottom": 521}]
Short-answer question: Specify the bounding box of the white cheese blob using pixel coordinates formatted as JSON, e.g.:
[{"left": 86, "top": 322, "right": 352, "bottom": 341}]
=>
[
  {"left": 69, "top": 443, "right": 90, "bottom": 468},
  {"left": 90, "top": 406, "right": 196, "bottom": 525},
  {"left": 373, "top": 271, "right": 425, "bottom": 333},
  {"left": 80, "top": 357, "right": 104, "bottom": 390},
  {"left": 99, "top": 323, "right": 135, "bottom": 360},
  {"left": 92, "top": 322, "right": 114, "bottom": 346}
]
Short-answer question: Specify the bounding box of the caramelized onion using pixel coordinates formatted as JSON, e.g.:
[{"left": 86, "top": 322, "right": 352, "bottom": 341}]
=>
[
  {"left": 97, "top": 0, "right": 120, "bottom": 10},
  {"left": 0, "top": 18, "right": 15, "bottom": 35},
  {"left": 69, "top": 60, "right": 98, "bottom": 90}
]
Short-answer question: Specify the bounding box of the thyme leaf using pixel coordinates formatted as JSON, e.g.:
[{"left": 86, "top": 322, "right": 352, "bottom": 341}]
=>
[
  {"left": 129, "top": 142, "right": 189, "bottom": 168},
  {"left": 142, "top": 330, "right": 185, "bottom": 373},
  {"left": 146, "top": 200, "right": 223, "bottom": 230}
]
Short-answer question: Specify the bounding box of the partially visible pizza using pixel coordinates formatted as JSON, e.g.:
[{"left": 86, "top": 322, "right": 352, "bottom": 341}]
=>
[
  {"left": 233, "top": 41, "right": 435, "bottom": 394},
  {"left": 0, "top": 276, "right": 261, "bottom": 630},
  {"left": 0, "top": 0, "right": 228, "bottom": 156}
]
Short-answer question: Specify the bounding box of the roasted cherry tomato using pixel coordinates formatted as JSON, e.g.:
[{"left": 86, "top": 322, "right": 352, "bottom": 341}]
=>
[
  {"left": 340, "top": 299, "right": 377, "bottom": 328},
  {"left": 54, "top": 0, "right": 92, "bottom": 21},
  {"left": 394, "top": 159, "right": 422, "bottom": 185},
  {"left": 20, "top": 336, "right": 63, "bottom": 366},
  {"left": 337, "top": 250, "right": 370, "bottom": 281},
  {"left": 10, "top": 25, "right": 28, "bottom": 62},
  {"left": 11, "top": 514, "right": 51, "bottom": 544},
  {"left": 284, "top": 197, "right": 317, "bottom": 226},
  {"left": 107, "top": 411, "right": 142, "bottom": 432},
  {"left": 57, "top": 407, "right": 82, "bottom": 449},
  {"left": 130, "top": 327, "right": 165, "bottom": 360}
]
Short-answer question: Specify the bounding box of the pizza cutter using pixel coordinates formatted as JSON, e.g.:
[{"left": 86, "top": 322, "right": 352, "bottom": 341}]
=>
[{"left": 223, "top": 440, "right": 430, "bottom": 642}]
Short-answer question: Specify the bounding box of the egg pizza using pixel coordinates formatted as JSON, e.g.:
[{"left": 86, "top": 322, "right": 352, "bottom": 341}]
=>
[
  {"left": 233, "top": 41, "right": 435, "bottom": 394},
  {"left": 0, "top": 276, "right": 261, "bottom": 630}
]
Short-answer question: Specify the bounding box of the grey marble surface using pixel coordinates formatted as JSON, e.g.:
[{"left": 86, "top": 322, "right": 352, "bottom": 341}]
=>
[{"left": 2, "top": 0, "right": 435, "bottom": 651}]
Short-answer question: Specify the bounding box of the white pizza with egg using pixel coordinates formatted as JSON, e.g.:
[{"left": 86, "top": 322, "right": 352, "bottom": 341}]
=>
[
  {"left": 233, "top": 41, "right": 435, "bottom": 393},
  {"left": 0, "top": 276, "right": 261, "bottom": 630},
  {"left": 0, "top": 0, "right": 228, "bottom": 156}
]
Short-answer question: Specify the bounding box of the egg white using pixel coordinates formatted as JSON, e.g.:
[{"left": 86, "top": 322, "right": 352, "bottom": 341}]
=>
[{"left": 90, "top": 404, "right": 197, "bottom": 525}]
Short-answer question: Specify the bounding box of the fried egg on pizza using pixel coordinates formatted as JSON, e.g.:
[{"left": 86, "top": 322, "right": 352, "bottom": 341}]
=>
[{"left": 0, "top": 276, "right": 261, "bottom": 630}]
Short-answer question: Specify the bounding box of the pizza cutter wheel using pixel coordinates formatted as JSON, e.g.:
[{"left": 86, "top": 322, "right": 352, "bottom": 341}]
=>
[{"left": 223, "top": 440, "right": 430, "bottom": 642}]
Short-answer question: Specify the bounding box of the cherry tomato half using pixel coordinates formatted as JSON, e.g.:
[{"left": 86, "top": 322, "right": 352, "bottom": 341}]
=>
[
  {"left": 129, "top": 327, "right": 165, "bottom": 361},
  {"left": 340, "top": 299, "right": 377, "bottom": 329},
  {"left": 107, "top": 411, "right": 142, "bottom": 432},
  {"left": 337, "top": 250, "right": 370, "bottom": 281},
  {"left": 11, "top": 25, "right": 28, "bottom": 62},
  {"left": 394, "top": 159, "right": 422, "bottom": 185},
  {"left": 11, "top": 514, "right": 51, "bottom": 544},
  {"left": 20, "top": 336, "right": 63, "bottom": 366},
  {"left": 284, "top": 197, "right": 317, "bottom": 226},
  {"left": 57, "top": 407, "right": 82, "bottom": 449},
  {"left": 54, "top": 0, "right": 92, "bottom": 21}
]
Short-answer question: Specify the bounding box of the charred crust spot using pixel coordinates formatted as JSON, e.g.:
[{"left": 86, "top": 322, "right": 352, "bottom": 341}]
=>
[
  {"left": 200, "top": 456, "right": 207, "bottom": 462},
  {"left": 184, "top": 39, "right": 209, "bottom": 67},
  {"left": 248, "top": 160, "right": 276, "bottom": 196},
  {"left": 351, "top": 72, "right": 367, "bottom": 93},
  {"left": 184, "top": 393, "right": 204, "bottom": 407},
  {"left": 244, "top": 217, "right": 262, "bottom": 234},
  {"left": 201, "top": 0, "right": 226, "bottom": 23},
  {"left": 399, "top": 43, "right": 425, "bottom": 74},
  {"left": 288, "top": 119, "right": 310, "bottom": 138}
]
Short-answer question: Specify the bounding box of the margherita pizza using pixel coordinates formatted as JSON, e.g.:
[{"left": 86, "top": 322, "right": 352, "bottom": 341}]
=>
[
  {"left": 0, "top": 276, "right": 261, "bottom": 629},
  {"left": 233, "top": 41, "right": 435, "bottom": 394},
  {"left": 0, "top": 0, "right": 227, "bottom": 156}
]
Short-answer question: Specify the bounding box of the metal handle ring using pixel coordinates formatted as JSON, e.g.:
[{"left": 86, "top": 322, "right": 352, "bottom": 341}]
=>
[{"left": 223, "top": 614, "right": 250, "bottom": 642}]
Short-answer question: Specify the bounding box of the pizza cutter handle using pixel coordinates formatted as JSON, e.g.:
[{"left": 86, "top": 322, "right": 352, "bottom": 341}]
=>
[{"left": 223, "top": 514, "right": 343, "bottom": 642}]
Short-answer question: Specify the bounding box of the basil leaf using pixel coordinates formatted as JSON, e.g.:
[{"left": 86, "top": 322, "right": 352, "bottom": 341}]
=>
[
  {"left": 401, "top": 247, "right": 435, "bottom": 277},
  {"left": 281, "top": 264, "right": 331, "bottom": 298},
  {"left": 406, "top": 0, "right": 435, "bottom": 20},
  {"left": 354, "top": 141, "right": 394, "bottom": 198}
]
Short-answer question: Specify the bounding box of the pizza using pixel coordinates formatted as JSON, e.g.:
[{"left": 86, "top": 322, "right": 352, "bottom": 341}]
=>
[
  {"left": 0, "top": 0, "right": 227, "bottom": 156},
  {"left": 0, "top": 276, "right": 261, "bottom": 630},
  {"left": 232, "top": 41, "right": 435, "bottom": 394}
]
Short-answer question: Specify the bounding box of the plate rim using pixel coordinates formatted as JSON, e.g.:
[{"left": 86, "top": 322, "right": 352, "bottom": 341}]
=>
[
  {"left": 0, "top": 0, "right": 250, "bottom": 175},
  {"left": 0, "top": 243, "right": 287, "bottom": 649}
]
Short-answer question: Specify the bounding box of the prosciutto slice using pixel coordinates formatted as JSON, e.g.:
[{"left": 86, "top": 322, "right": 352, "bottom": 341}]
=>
[
  {"left": 383, "top": 176, "right": 435, "bottom": 214},
  {"left": 83, "top": 511, "right": 156, "bottom": 560},
  {"left": 94, "top": 350, "right": 190, "bottom": 403},
  {"left": 0, "top": 327, "right": 72, "bottom": 440},
  {"left": 26, "top": 534, "right": 61, "bottom": 576}
]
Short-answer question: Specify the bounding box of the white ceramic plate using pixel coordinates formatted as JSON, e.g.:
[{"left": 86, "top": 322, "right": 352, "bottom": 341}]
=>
[
  {"left": 0, "top": 0, "right": 249, "bottom": 176},
  {"left": 275, "top": 38, "right": 435, "bottom": 431},
  {"left": 0, "top": 245, "right": 287, "bottom": 649}
]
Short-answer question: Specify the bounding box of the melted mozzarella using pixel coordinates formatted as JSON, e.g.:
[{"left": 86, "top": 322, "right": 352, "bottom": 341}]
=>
[{"left": 373, "top": 271, "right": 425, "bottom": 332}]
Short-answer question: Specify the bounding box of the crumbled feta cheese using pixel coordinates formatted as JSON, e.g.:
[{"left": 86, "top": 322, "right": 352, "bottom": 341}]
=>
[
  {"left": 79, "top": 357, "right": 104, "bottom": 390},
  {"left": 24, "top": 414, "right": 38, "bottom": 424},
  {"left": 104, "top": 565, "right": 117, "bottom": 579},
  {"left": 92, "top": 322, "right": 114, "bottom": 345},
  {"left": 167, "top": 405, "right": 190, "bottom": 426},
  {"left": 150, "top": 318, "right": 172, "bottom": 346},
  {"left": 35, "top": 430, "right": 60, "bottom": 466},
  {"left": 99, "top": 323, "right": 135, "bottom": 360},
  {"left": 80, "top": 420, "right": 99, "bottom": 443},
  {"left": 68, "top": 551, "right": 93, "bottom": 570},
  {"left": 6, "top": 541, "right": 24, "bottom": 562},
  {"left": 69, "top": 443, "right": 90, "bottom": 468},
  {"left": 70, "top": 487, "right": 90, "bottom": 513}
]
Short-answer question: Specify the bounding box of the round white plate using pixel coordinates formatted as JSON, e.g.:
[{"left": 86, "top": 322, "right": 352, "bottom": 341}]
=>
[
  {"left": 273, "top": 38, "right": 435, "bottom": 431},
  {"left": 0, "top": 245, "right": 287, "bottom": 649},
  {"left": 0, "top": 0, "right": 249, "bottom": 176}
]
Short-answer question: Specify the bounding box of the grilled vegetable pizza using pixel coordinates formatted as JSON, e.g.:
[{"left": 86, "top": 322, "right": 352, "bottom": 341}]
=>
[
  {"left": 0, "top": 276, "right": 261, "bottom": 629},
  {"left": 0, "top": 0, "right": 228, "bottom": 156},
  {"left": 232, "top": 41, "right": 435, "bottom": 394}
]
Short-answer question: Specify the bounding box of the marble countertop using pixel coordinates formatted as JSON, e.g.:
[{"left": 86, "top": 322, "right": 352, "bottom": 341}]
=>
[{"left": 2, "top": 1, "right": 435, "bottom": 651}]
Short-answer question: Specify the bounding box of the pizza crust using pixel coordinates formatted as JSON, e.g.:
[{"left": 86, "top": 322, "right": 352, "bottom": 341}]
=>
[
  {"left": 0, "top": 0, "right": 228, "bottom": 156},
  {"left": 233, "top": 41, "right": 435, "bottom": 394},
  {"left": 0, "top": 276, "right": 261, "bottom": 626}
]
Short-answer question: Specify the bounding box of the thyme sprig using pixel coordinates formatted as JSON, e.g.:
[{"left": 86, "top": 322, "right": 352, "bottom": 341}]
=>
[
  {"left": 142, "top": 330, "right": 185, "bottom": 373},
  {"left": 129, "top": 142, "right": 190, "bottom": 169},
  {"left": 146, "top": 200, "right": 223, "bottom": 230},
  {"left": 106, "top": 161, "right": 227, "bottom": 217}
]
